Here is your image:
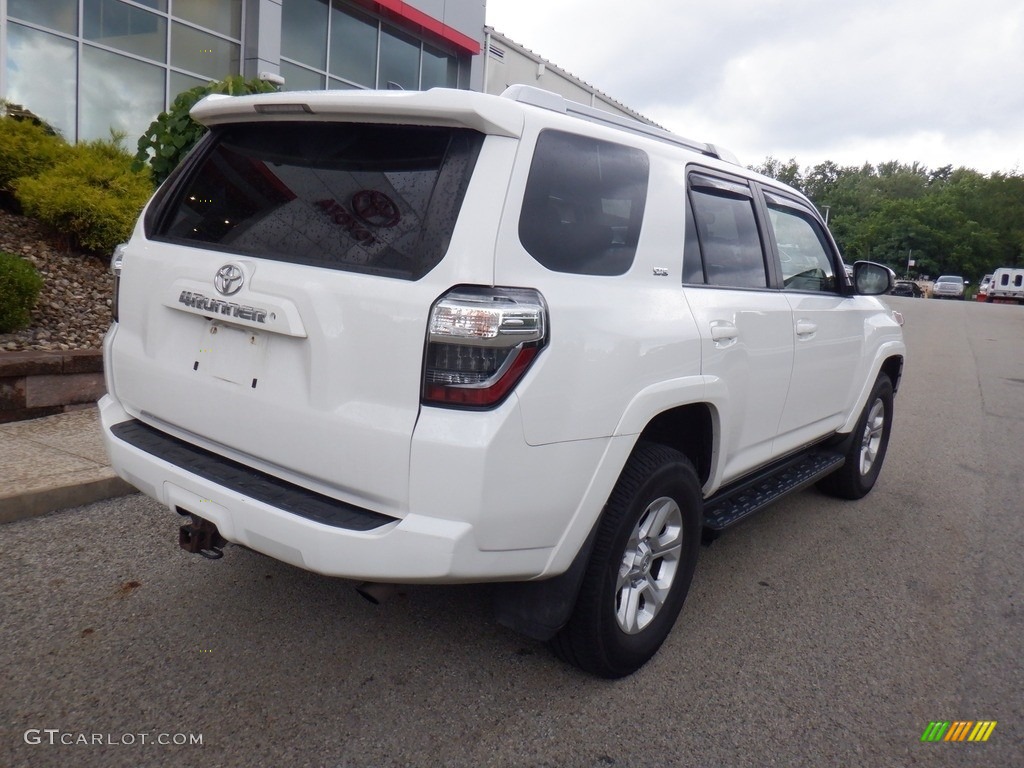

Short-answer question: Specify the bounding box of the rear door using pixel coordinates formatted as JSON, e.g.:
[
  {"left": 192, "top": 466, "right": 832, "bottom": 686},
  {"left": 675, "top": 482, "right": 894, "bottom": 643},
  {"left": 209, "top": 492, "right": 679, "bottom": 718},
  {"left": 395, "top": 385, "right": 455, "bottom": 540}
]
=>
[
  {"left": 683, "top": 170, "right": 794, "bottom": 482},
  {"left": 110, "top": 121, "right": 485, "bottom": 515}
]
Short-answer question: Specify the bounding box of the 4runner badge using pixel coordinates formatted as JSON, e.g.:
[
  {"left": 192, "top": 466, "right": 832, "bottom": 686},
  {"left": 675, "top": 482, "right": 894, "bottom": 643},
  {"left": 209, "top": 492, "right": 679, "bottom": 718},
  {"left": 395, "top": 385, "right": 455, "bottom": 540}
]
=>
[{"left": 214, "top": 264, "right": 244, "bottom": 296}]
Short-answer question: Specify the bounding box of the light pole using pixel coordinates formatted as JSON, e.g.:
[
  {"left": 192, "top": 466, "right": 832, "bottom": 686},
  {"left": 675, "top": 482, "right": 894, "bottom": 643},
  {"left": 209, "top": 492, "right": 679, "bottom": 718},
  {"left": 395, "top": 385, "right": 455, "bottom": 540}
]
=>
[{"left": 822, "top": 205, "right": 831, "bottom": 225}]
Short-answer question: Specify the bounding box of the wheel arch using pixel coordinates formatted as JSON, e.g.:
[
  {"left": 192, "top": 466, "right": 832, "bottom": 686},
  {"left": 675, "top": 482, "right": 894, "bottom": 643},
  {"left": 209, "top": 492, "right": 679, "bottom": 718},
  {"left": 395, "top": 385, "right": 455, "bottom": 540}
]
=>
[
  {"left": 839, "top": 343, "right": 906, "bottom": 433},
  {"left": 636, "top": 403, "right": 715, "bottom": 488}
]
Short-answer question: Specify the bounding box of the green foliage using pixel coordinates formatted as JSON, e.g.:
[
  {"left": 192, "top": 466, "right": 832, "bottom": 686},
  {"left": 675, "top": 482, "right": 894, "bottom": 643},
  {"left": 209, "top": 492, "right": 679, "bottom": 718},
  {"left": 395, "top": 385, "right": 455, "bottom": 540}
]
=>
[
  {"left": 0, "top": 107, "right": 68, "bottom": 195},
  {"left": 15, "top": 136, "right": 153, "bottom": 254},
  {"left": 755, "top": 155, "right": 1024, "bottom": 281},
  {"left": 0, "top": 251, "right": 44, "bottom": 333},
  {"left": 750, "top": 156, "right": 803, "bottom": 189},
  {"left": 135, "top": 75, "right": 279, "bottom": 185}
]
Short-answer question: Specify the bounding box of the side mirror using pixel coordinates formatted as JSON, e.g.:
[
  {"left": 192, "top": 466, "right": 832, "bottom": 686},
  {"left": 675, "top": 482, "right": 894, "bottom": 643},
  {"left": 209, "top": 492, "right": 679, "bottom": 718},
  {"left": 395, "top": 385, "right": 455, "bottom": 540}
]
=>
[{"left": 853, "top": 261, "right": 896, "bottom": 295}]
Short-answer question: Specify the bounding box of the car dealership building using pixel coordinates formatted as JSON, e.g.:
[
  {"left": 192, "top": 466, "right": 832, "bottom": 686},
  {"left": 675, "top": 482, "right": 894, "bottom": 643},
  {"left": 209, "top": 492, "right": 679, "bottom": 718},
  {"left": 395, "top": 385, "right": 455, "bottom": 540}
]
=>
[{"left": 0, "top": 0, "right": 650, "bottom": 144}]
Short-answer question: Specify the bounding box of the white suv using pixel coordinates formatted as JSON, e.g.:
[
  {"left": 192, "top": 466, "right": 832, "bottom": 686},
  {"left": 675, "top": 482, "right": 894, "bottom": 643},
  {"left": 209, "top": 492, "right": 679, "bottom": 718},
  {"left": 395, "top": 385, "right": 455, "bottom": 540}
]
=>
[{"left": 102, "top": 86, "right": 905, "bottom": 677}]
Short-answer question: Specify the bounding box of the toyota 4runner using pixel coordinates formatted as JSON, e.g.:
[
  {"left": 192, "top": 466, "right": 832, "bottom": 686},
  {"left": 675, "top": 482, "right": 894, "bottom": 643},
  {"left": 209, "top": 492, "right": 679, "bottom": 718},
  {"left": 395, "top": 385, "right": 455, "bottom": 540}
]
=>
[{"left": 101, "top": 86, "right": 905, "bottom": 678}]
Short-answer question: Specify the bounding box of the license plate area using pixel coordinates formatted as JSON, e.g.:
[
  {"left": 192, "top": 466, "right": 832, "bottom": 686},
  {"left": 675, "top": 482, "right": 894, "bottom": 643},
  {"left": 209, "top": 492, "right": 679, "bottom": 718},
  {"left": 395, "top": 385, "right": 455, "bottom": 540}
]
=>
[{"left": 195, "top": 321, "right": 268, "bottom": 388}]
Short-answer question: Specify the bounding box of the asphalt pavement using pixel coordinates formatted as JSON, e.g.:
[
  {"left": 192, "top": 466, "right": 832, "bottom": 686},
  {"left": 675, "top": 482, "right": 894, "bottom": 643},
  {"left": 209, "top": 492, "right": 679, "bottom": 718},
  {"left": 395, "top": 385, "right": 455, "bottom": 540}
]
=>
[{"left": 1, "top": 296, "right": 1022, "bottom": 767}]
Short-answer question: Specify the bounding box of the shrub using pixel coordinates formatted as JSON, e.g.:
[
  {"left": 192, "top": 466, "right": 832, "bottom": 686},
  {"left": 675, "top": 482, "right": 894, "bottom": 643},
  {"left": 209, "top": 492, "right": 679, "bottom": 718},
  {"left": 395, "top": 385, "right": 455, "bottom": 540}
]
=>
[
  {"left": 0, "top": 251, "right": 44, "bottom": 333},
  {"left": 0, "top": 105, "right": 68, "bottom": 194},
  {"left": 135, "top": 75, "right": 279, "bottom": 185},
  {"left": 15, "top": 135, "right": 153, "bottom": 254}
]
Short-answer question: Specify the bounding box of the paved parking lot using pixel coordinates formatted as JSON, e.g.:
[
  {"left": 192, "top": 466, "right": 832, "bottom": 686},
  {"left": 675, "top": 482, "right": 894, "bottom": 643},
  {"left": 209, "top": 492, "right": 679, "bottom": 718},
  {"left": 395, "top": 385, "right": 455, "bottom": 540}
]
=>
[{"left": 1, "top": 296, "right": 1021, "bottom": 767}]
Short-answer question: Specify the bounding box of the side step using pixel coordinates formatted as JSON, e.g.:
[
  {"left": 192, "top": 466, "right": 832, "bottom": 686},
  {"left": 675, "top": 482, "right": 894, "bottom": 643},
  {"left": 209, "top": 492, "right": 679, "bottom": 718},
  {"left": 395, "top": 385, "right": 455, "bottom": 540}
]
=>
[{"left": 703, "top": 450, "right": 845, "bottom": 533}]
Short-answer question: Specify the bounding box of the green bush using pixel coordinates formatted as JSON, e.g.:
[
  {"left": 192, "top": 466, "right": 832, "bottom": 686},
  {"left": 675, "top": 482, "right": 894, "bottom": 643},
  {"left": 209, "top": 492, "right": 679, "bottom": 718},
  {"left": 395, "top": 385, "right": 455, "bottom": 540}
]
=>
[
  {"left": 0, "top": 106, "right": 68, "bottom": 194},
  {"left": 0, "top": 251, "right": 44, "bottom": 333},
  {"left": 135, "top": 75, "right": 279, "bottom": 185},
  {"left": 15, "top": 136, "right": 153, "bottom": 254}
]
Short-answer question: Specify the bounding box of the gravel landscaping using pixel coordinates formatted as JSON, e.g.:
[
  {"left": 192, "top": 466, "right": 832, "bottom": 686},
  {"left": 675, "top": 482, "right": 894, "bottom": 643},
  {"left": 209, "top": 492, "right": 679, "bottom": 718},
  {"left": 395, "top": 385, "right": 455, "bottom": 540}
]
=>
[{"left": 0, "top": 209, "right": 113, "bottom": 352}]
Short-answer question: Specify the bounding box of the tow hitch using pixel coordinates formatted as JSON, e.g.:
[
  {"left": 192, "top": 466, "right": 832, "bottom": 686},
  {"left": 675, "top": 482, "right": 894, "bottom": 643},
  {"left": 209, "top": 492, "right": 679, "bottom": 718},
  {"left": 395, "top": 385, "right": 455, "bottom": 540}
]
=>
[{"left": 177, "top": 509, "right": 227, "bottom": 559}]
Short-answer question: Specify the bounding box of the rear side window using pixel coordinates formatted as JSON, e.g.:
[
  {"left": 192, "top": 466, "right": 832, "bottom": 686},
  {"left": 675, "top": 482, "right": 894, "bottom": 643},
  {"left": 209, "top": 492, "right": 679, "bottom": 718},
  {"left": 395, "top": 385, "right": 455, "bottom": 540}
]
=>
[
  {"left": 519, "top": 130, "right": 649, "bottom": 276},
  {"left": 687, "top": 175, "right": 767, "bottom": 289},
  {"left": 151, "top": 122, "right": 483, "bottom": 280}
]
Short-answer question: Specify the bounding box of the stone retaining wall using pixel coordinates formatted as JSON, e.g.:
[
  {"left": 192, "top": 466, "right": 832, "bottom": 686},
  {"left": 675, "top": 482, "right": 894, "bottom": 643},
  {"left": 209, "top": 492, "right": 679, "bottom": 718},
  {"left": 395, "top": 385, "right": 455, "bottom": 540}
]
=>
[{"left": 0, "top": 350, "right": 105, "bottom": 423}]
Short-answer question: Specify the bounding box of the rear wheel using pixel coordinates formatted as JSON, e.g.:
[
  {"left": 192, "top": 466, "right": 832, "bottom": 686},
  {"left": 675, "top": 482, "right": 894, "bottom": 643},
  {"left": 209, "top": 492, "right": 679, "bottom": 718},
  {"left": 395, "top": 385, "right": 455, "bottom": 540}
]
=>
[
  {"left": 818, "top": 373, "right": 894, "bottom": 499},
  {"left": 550, "top": 443, "right": 702, "bottom": 678}
]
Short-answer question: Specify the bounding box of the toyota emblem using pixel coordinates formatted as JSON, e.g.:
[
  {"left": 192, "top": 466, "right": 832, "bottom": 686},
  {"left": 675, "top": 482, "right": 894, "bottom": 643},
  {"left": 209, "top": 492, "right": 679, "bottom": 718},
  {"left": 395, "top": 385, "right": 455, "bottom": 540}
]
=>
[{"left": 214, "top": 264, "right": 244, "bottom": 296}]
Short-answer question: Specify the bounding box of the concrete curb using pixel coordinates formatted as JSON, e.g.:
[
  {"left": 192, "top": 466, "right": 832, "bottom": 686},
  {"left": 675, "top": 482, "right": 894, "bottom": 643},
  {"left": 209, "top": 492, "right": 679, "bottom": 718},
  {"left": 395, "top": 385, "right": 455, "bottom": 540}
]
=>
[
  {"left": 0, "top": 405, "right": 138, "bottom": 525},
  {"left": 0, "top": 476, "right": 136, "bottom": 525}
]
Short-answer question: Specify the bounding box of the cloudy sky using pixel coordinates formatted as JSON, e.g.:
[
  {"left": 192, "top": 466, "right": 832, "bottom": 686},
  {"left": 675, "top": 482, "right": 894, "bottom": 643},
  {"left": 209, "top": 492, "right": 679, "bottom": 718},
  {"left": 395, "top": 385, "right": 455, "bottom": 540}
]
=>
[{"left": 486, "top": 0, "right": 1024, "bottom": 175}]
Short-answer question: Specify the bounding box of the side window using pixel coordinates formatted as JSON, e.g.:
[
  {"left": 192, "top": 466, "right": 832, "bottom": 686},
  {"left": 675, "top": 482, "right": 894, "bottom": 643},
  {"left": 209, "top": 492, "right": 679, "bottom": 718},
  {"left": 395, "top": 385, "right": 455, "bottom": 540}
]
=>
[
  {"left": 682, "top": 202, "right": 704, "bottom": 284},
  {"left": 519, "top": 130, "right": 649, "bottom": 276},
  {"left": 766, "top": 196, "right": 838, "bottom": 293},
  {"left": 688, "top": 176, "right": 768, "bottom": 289}
]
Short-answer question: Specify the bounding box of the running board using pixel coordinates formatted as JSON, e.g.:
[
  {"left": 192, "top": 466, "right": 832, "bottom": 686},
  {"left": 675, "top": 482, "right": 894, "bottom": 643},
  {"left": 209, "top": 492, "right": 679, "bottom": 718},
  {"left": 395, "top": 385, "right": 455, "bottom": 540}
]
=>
[{"left": 703, "top": 450, "right": 845, "bottom": 533}]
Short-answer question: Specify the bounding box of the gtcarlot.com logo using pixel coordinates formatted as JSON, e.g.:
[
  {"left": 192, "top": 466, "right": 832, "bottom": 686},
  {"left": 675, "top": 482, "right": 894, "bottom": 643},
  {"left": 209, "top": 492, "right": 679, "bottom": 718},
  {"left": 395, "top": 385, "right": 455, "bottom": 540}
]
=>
[
  {"left": 24, "top": 729, "right": 203, "bottom": 747},
  {"left": 920, "top": 721, "right": 997, "bottom": 742}
]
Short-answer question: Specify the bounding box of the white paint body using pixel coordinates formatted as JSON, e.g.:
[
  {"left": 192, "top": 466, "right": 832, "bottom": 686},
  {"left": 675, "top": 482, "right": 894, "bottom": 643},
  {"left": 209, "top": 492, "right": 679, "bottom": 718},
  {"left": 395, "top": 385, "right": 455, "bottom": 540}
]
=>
[{"left": 102, "top": 88, "right": 904, "bottom": 583}]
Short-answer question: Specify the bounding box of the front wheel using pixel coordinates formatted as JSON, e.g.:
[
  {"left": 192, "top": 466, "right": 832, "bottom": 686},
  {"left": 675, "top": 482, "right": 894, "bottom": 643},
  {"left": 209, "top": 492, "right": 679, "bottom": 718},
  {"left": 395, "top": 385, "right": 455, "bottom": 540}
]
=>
[
  {"left": 818, "top": 373, "right": 894, "bottom": 500},
  {"left": 550, "top": 443, "right": 702, "bottom": 678}
]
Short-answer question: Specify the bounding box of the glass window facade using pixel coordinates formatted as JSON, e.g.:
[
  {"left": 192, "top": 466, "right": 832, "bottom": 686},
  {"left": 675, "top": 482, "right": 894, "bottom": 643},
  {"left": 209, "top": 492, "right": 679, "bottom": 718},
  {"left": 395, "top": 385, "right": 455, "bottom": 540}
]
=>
[
  {"left": 328, "top": 3, "right": 376, "bottom": 86},
  {"left": 80, "top": 44, "right": 164, "bottom": 140},
  {"left": 281, "top": 0, "right": 328, "bottom": 70},
  {"left": 4, "top": 23, "right": 78, "bottom": 139},
  {"left": 280, "top": 0, "right": 465, "bottom": 92},
  {"left": 8, "top": 0, "right": 78, "bottom": 35},
  {"left": 172, "top": 0, "right": 241, "bottom": 38},
  {"left": 422, "top": 44, "right": 458, "bottom": 89},
  {"left": 2, "top": 1, "right": 477, "bottom": 145},
  {"left": 84, "top": 0, "right": 167, "bottom": 61},
  {"left": 3, "top": 0, "right": 243, "bottom": 142},
  {"left": 171, "top": 21, "right": 240, "bottom": 76}
]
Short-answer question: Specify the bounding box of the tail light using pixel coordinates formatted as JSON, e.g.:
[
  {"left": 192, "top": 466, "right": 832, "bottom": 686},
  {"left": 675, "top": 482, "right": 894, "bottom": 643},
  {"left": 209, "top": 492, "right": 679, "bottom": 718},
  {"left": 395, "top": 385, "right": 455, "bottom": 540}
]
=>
[
  {"left": 422, "top": 287, "right": 548, "bottom": 408},
  {"left": 111, "top": 243, "right": 127, "bottom": 322}
]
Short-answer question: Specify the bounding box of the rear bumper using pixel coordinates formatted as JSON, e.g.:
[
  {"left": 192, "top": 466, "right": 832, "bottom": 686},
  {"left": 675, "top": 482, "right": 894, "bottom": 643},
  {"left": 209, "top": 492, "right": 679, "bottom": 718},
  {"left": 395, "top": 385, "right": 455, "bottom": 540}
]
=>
[{"left": 100, "top": 394, "right": 612, "bottom": 582}]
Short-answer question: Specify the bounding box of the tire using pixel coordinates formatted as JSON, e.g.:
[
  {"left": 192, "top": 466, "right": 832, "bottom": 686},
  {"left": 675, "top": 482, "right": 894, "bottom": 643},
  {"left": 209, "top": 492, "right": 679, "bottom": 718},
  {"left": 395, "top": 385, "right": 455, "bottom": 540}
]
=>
[
  {"left": 818, "top": 374, "right": 894, "bottom": 500},
  {"left": 550, "top": 443, "right": 702, "bottom": 678}
]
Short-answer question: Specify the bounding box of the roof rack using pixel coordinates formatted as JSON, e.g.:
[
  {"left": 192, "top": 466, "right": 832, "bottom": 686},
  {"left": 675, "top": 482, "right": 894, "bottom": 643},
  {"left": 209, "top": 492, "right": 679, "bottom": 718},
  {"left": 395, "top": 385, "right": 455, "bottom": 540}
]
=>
[{"left": 501, "top": 84, "right": 739, "bottom": 165}]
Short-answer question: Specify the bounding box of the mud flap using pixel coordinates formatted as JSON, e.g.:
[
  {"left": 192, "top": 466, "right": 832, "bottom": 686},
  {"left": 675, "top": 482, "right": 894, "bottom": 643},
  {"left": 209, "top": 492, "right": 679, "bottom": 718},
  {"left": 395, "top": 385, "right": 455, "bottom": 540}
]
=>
[{"left": 492, "top": 523, "right": 599, "bottom": 642}]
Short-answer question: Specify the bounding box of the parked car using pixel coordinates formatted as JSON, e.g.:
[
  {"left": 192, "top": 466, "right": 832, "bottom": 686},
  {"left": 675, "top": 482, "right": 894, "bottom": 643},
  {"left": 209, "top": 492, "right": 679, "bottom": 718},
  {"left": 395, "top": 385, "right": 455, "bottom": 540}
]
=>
[
  {"left": 932, "top": 275, "right": 966, "bottom": 299},
  {"left": 891, "top": 280, "right": 923, "bottom": 298},
  {"left": 976, "top": 273, "right": 993, "bottom": 301},
  {"left": 101, "top": 85, "right": 905, "bottom": 678}
]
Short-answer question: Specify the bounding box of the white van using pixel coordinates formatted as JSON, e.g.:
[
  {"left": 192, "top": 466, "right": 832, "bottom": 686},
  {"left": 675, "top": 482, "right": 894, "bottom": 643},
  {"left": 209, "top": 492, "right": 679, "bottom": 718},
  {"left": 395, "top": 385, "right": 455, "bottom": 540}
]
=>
[
  {"left": 101, "top": 86, "right": 905, "bottom": 677},
  {"left": 986, "top": 267, "right": 1024, "bottom": 304}
]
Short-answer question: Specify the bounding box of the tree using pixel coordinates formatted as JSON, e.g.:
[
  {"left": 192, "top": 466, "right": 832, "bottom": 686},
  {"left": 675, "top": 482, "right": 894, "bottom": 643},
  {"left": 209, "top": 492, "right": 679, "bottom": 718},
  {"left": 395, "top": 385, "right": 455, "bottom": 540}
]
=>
[
  {"left": 749, "top": 156, "right": 803, "bottom": 190},
  {"left": 134, "top": 75, "right": 279, "bottom": 185}
]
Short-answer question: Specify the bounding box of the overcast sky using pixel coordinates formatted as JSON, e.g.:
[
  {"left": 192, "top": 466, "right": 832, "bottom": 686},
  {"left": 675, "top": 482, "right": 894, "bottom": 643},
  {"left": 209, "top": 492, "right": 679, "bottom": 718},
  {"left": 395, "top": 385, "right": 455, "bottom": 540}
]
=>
[{"left": 486, "top": 0, "right": 1024, "bottom": 175}]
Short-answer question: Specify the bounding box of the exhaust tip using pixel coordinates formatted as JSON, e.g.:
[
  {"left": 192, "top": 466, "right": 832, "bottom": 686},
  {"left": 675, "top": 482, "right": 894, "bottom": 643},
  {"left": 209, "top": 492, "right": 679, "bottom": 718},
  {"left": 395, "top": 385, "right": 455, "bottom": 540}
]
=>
[{"left": 355, "top": 582, "right": 398, "bottom": 605}]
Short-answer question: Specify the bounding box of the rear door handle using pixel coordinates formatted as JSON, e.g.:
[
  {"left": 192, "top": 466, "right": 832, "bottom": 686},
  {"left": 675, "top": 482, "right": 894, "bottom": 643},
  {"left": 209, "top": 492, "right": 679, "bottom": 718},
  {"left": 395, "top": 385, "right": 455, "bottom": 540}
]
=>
[
  {"left": 796, "top": 319, "right": 818, "bottom": 338},
  {"left": 710, "top": 321, "right": 739, "bottom": 347}
]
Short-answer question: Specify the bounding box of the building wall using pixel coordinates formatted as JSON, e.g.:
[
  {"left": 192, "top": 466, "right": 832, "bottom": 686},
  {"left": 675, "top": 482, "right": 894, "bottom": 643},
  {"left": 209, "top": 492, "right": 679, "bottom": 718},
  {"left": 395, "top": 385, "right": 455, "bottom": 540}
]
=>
[{"left": 482, "top": 28, "right": 656, "bottom": 126}]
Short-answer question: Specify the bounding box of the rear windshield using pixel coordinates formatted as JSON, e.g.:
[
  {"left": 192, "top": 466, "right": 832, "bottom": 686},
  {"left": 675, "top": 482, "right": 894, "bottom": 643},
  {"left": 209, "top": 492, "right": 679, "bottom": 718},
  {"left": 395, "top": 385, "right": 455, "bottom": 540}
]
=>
[{"left": 149, "top": 122, "right": 483, "bottom": 280}]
